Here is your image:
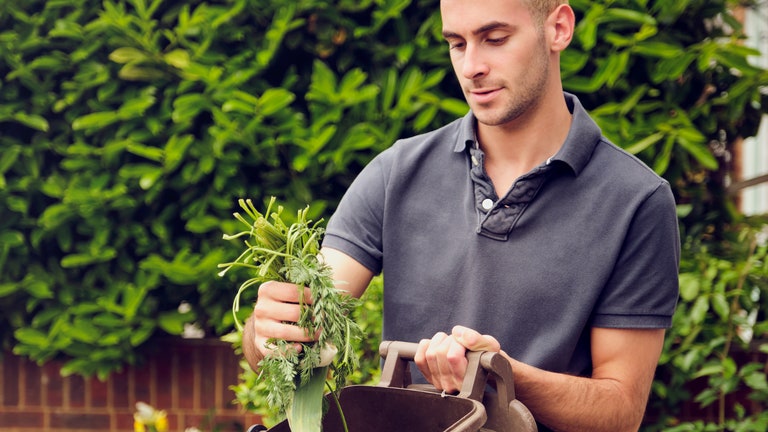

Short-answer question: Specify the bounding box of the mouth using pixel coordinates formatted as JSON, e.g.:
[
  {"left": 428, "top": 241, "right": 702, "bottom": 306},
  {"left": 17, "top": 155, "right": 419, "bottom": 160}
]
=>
[{"left": 468, "top": 87, "right": 502, "bottom": 104}]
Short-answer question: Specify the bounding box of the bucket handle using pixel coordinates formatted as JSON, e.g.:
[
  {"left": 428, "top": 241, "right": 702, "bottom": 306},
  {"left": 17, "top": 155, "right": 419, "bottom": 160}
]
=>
[{"left": 378, "top": 341, "right": 516, "bottom": 411}]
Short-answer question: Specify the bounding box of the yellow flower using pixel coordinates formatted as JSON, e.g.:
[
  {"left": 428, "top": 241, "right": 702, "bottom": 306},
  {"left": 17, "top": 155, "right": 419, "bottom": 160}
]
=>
[
  {"left": 155, "top": 412, "right": 168, "bottom": 432},
  {"left": 133, "top": 402, "right": 168, "bottom": 432},
  {"left": 134, "top": 419, "right": 146, "bottom": 432}
]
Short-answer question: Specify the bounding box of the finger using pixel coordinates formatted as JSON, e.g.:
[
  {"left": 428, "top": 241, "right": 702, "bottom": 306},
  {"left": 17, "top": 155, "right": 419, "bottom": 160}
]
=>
[
  {"left": 425, "top": 332, "right": 450, "bottom": 390},
  {"left": 259, "top": 281, "right": 313, "bottom": 304},
  {"left": 253, "top": 297, "right": 303, "bottom": 323},
  {"left": 444, "top": 338, "right": 468, "bottom": 392},
  {"left": 452, "top": 325, "right": 501, "bottom": 352},
  {"left": 255, "top": 317, "right": 316, "bottom": 343},
  {"left": 251, "top": 299, "right": 315, "bottom": 357},
  {"left": 415, "top": 339, "right": 433, "bottom": 385},
  {"left": 256, "top": 334, "right": 303, "bottom": 358}
]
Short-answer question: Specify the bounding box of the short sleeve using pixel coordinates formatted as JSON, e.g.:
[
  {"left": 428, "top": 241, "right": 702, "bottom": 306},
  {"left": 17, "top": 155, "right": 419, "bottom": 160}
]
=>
[
  {"left": 322, "top": 152, "right": 390, "bottom": 275},
  {"left": 592, "top": 181, "right": 680, "bottom": 328}
]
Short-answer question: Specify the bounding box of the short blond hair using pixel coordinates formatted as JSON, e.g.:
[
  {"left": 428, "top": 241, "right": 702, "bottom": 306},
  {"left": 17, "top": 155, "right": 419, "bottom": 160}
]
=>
[{"left": 524, "top": 0, "right": 568, "bottom": 24}]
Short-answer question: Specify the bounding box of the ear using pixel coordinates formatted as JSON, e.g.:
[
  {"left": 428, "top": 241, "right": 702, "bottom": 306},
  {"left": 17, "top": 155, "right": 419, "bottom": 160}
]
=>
[{"left": 547, "top": 4, "right": 575, "bottom": 53}]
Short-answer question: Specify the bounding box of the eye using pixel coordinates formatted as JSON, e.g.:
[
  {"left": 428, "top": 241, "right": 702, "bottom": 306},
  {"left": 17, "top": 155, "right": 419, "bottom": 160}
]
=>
[
  {"left": 447, "top": 40, "right": 465, "bottom": 50},
  {"left": 486, "top": 36, "right": 508, "bottom": 45}
]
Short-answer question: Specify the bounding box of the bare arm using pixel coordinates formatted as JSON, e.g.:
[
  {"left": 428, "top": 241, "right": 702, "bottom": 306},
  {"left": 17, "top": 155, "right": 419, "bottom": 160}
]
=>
[
  {"left": 416, "top": 326, "right": 665, "bottom": 432},
  {"left": 241, "top": 247, "right": 374, "bottom": 370},
  {"left": 508, "top": 327, "right": 664, "bottom": 431}
]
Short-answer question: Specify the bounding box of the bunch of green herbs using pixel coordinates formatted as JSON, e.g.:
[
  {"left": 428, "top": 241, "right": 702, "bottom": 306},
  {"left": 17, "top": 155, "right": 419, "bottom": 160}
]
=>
[{"left": 219, "top": 198, "right": 361, "bottom": 431}]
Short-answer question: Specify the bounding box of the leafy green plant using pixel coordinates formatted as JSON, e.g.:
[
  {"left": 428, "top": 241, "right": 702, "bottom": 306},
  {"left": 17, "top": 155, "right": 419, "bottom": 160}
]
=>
[
  {"left": 228, "top": 275, "right": 384, "bottom": 427},
  {"left": 646, "top": 220, "right": 768, "bottom": 431},
  {"left": 565, "top": 0, "right": 768, "bottom": 239},
  {"left": 219, "top": 198, "right": 361, "bottom": 431}
]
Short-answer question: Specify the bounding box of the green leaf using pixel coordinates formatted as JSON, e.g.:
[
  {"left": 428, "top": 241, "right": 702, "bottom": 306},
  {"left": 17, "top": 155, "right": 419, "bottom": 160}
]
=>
[
  {"left": 0, "top": 283, "right": 20, "bottom": 297},
  {"left": 439, "top": 98, "right": 469, "bottom": 116},
  {"left": 600, "top": 8, "right": 656, "bottom": 26},
  {"left": 15, "top": 328, "right": 49, "bottom": 347},
  {"left": 678, "top": 273, "right": 700, "bottom": 301},
  {"left": 185, "top": 215, "right": 220, "bottom": 233},
  {"left": 164, "top": 49, "right": 190, "bottom": 69},
  {"left": 68, "top": 318, "right": 101, "bottom": 343},
  {"left": 676, "top": 204, "right": 693, "bottom": 218},
  {"left": 127, "top": 142, "right": 164, "bottom": 162},
  {"left": 631, "top": 41, "right": 682, "bottom": 59},
  {"left": 624, "top": 132, "right": 664, "bottom": 154},
  {"left": 109, "top": 47, "right": 150, "bottom": 64},
  {"left": 38, "top": 203, "right": 73, "bottom": 230},
  {"left": 651, "top": 136, "right": 674, "bottom": 175},
  {"left": 689, "top": 296, "right": 710, "bottom": 324},
  {"left": 72, "top": 111, "right": 119, "bottom": 130},
  {"left": 339, "top": 68, "right": 368, "bottom": 94},
  {"left": 164, "top": 134, "right": 194, "bottom": 171},
  {"left": 693, "top": 363, "right": 723, "bottom": 379},
  {"left": 130, "top": 325, "right": 154, "bottom": 346},
  {"left": 258, "top": 88, "right": 296, "bottom": 116},
  {"left": 139, "top": 254, "right": 200, "bottom": 285},
  {"left": 0, "top": 146, "right": 22, "bottom": 174},
  {"left": 60, "top": 249, "right": 117, "bottom": 268},
  {"left": 711, "top": 293, "right": 730, "bottom": 321},
  {"left": 118, "top": 65, "right": 166, "bottom": 81},
  {"left": 157, "top": 310, "right": 194, "bottom": 335},
  {"left": 24, "top": 280, "right": 53, "bottom": 299},
  {"left": 744, "top": 372, "right": 768, "bottom": 391},
  {"left": 286, "top": 366, "right": 328, "bottom": 431},
  {"left": 12, "top": 113, "right": 50, "bottom": 131},
  {"left": 172, "top": 93, "right": 209, "bottom": 123},
  {"left": 677, "top": 137, "right": 718, "bottom": 170}
]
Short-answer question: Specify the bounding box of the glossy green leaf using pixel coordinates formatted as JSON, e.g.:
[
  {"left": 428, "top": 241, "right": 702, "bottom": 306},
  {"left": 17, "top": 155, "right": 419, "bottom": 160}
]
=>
[
  {"left": 12, "top": 113, "right": 50, "bottom": 131},
  {"left": 157, "top": 310, "right": 194, "bottom": 335},
  {"left": 109, "top": 47, "right": 150, "bottom": 64},
  {"left": 258, "top": 88, "right": 296, "bottom": 116},
  {"left": 72, "top": 111, "right": 119, "bottom": 130},
  {"left": 60, "top": 249, "right": 117, "bottom": 268}
]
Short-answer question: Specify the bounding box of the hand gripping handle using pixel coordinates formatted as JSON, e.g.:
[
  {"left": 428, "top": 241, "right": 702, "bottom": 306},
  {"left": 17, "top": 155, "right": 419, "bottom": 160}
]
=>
[{"left": 377, "top": 341, "right": 515, "bottom": 408}]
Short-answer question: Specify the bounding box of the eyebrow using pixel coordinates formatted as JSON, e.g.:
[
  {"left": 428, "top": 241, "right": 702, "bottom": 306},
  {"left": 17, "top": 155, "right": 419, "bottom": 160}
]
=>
[{"left": 441, "top": 21, "right": 512, "bottom": 39}]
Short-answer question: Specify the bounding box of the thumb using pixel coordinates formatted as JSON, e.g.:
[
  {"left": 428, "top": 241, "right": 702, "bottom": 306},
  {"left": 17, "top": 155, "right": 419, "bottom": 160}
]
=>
[{"left": 452, "top": 325, "right": 501, "bottom": 352}]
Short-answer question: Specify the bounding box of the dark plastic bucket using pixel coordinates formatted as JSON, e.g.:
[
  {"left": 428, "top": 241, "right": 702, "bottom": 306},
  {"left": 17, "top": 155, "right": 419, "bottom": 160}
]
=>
[
  {"left": 255, "top": 341, "right": 537, "bottom": 432},
  {"left": 266, "top": 384, "right": 486, "bottom": 432}
]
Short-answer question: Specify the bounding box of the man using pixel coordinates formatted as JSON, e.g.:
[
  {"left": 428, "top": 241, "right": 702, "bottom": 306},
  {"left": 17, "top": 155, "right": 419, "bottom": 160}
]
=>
[{"left": 243, "top": 0, "right": 680, "bottom": 431}]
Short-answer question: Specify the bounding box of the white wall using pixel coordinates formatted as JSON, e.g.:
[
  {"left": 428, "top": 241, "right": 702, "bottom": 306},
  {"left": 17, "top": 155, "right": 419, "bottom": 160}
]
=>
[{"left": 740, "top": 4, "right": 768, "bottom": 215}]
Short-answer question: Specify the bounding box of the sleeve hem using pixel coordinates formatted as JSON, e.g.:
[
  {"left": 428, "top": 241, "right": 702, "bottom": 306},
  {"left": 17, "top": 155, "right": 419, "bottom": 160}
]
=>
[
  {"left": 591, "top": 314, "right": 672, "bottom": 329},
  {"left": 322, "top": 234, "right": 382, "bottom": 275}
]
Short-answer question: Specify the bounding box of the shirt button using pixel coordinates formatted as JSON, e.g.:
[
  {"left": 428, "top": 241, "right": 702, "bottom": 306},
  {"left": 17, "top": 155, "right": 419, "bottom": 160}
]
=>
[{"left": 482, "top": 198, "right": 494, "bottom": 210}]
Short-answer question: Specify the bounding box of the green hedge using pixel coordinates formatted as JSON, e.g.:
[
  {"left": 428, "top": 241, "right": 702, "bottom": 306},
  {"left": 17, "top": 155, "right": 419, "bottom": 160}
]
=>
[
  {"left": 2, "top": 0, "right": 768, "bottom": 428},
  {"left": 0, "top": 0, "right": 464, "bottom": 379}
]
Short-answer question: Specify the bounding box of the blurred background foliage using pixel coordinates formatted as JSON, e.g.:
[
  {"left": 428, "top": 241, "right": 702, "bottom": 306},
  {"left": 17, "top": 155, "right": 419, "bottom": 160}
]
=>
[{"left": 1, "top": 0, "right": 768, "bottom": 430}]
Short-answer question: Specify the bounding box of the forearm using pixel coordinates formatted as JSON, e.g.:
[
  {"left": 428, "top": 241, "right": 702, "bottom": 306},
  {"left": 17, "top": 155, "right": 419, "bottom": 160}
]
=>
[{"left": 506, "top": 355, "right": 646, "bottom": 432}]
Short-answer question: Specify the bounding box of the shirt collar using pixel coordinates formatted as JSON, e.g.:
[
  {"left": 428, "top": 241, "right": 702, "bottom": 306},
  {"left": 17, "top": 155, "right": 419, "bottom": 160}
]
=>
[{"left": 451, "top": 92, "right": 602, "bottom": 177}]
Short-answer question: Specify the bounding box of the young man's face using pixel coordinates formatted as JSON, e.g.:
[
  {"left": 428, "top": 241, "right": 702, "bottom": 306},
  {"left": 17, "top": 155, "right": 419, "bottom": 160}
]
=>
[{"left": 440, "top": 0, "right": 552, "bottom": 128}]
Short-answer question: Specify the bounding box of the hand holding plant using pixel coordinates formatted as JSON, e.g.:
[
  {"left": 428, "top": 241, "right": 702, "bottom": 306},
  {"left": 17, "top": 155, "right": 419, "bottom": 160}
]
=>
[{"left": 219, "top": 198, "right": 362, "bottom": 431}]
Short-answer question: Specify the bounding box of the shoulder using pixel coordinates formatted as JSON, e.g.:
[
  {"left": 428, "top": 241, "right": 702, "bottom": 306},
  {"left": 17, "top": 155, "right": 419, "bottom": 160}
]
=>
[
  {"left": 384, "top": 116, "right": 467, "bottom": 159},
  {"left": 593, "top": 137, "right": 670, "bottom": 193},
  {"left": 365, "top": 115, "right": 469, "bottom": 177}
]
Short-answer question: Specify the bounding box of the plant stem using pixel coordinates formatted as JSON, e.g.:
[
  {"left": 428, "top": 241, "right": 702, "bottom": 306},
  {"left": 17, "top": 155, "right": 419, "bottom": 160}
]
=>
[{"left": 326, "top": 380, "right": 350, "bottom": 432}]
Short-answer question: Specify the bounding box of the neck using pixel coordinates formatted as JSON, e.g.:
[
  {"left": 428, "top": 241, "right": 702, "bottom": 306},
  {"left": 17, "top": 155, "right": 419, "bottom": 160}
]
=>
[{"left": 476, "top": 88, "right": 572, "bottom": 194}]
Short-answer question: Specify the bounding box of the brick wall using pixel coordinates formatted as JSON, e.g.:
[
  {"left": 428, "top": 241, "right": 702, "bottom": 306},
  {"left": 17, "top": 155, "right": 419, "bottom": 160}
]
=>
[{"left": 0, "top": 338, "right": 262, "bottom": 432}]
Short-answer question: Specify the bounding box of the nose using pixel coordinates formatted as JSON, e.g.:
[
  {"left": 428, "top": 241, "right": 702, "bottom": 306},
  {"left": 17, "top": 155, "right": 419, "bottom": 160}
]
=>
[{"left": 461, "top": 44, "right": 489, "bottom": 80}]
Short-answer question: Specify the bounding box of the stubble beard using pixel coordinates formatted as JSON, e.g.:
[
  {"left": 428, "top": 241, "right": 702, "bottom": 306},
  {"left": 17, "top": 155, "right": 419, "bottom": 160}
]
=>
[{"left": 470, "top": 36, "right": 550, "bottom": 127}]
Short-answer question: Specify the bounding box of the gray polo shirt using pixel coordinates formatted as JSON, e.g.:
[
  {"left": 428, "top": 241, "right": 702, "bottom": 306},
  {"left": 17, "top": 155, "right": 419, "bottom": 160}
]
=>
[{"left": 323, "top": 93, "right": 680, "bottom": 377}]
